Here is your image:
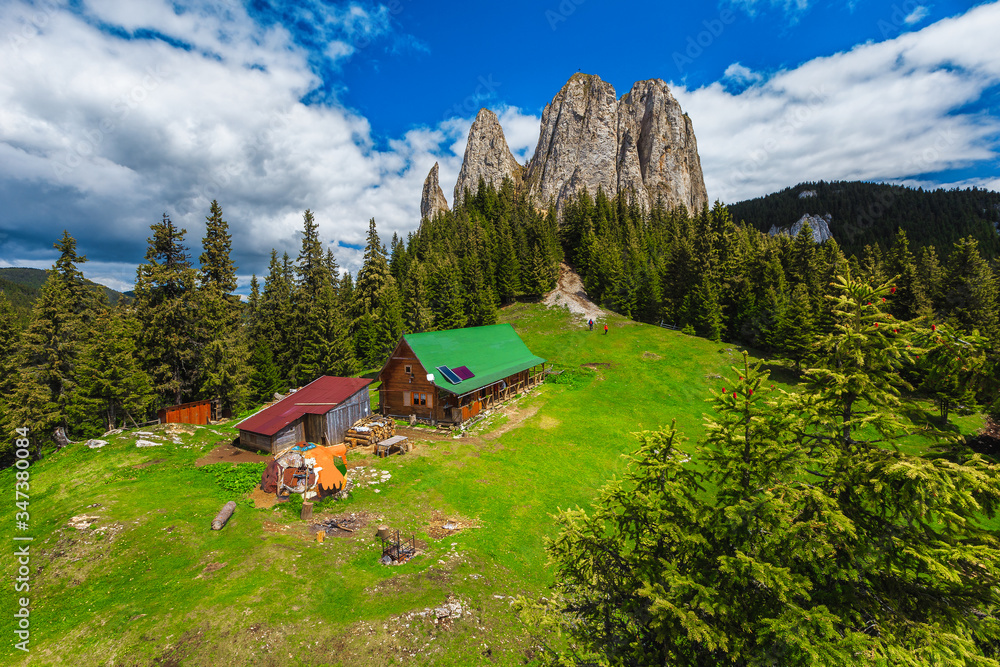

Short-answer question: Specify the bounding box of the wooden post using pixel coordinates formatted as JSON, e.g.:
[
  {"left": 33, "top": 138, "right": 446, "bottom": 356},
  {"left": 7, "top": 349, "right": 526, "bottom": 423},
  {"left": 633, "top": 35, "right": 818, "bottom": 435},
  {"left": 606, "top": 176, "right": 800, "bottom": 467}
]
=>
[{"left": 301, "top": 501, "right": 313, "bottom": 521}]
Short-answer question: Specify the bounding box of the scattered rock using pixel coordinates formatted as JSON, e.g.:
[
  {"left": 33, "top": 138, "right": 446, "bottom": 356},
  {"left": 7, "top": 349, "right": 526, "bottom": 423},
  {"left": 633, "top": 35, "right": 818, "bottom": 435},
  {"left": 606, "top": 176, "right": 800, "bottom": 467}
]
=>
[
  {"left": 136, "top": 439, "right": 162, "bottom": 448},
  {"left": 68, "top": 515, "right": 100, "bottom": 530},
  {"left": 86, "top": 439, "right": 108, "bottom": 449}
]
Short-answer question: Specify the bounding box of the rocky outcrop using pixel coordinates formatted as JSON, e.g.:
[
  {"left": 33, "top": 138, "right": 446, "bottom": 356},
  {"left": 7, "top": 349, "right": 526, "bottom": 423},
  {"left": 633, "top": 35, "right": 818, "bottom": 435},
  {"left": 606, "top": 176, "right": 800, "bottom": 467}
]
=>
[
  {"left": 438, "top": 73, "right": 709, "bottom": 217},
  {"left": 453, "top": 109, "right": 523, "bottom": 206},
  {"left": 525, "top": 74, "right": 621, "bottom": 211},
  {"left": 614, "top": 78, "right": 708, "bottom": 213},
  {"left": 420, "top": 162, "right": 449, "bottom": 220},
  {"left": 768, "top": 213, "right": 834, "bottom": 243}
]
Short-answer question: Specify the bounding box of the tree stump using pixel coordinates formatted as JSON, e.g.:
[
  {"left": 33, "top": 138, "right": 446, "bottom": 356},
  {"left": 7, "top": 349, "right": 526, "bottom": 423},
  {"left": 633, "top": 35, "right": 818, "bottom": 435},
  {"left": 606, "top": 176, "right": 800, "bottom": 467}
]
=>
[
  {"left": 376, "top": 525, "right": 391, "bottom": 540},
  {"left": 53, "top": 427, "right": 71, "bottom": 449},
  {"left": 211, "top": 501, "right": 237, "bottom": 530},
  {"left": 301, "top": 501, "right": 313, "bottom": 521}
]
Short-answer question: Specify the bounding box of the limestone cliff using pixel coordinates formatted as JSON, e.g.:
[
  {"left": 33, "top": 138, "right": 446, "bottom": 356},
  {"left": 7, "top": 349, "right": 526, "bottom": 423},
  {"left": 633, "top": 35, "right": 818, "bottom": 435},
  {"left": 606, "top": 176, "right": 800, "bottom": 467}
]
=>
[
  {"left": 768, "top": 213, "right": 834, "bottom": 243},
  {"left": 420, "top": 162, "right": 449, "bottom": 220},
  {"left": 440, "top": 73, "right": 708, "bottom": 217},
  {"left": 453, "top": 109, "right": 524, "bottom": 206}
]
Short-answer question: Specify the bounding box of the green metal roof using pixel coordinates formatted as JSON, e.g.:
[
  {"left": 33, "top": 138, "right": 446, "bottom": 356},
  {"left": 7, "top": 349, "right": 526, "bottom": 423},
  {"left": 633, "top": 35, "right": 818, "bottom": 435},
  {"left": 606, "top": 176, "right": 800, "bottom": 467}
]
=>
[{"left": 403, "top": 324, "right": 546, "bottom": 395}]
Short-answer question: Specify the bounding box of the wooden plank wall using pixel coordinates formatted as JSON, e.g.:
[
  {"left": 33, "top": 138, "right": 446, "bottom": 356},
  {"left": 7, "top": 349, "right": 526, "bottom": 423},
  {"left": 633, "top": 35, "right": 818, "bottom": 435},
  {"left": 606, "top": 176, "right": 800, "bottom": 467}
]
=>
[
  {"left": 323, "top": 389, "right": 371, "bottom": 444},
  {"left": 379, "top": 339, "right": 438, "bottom": 421}
]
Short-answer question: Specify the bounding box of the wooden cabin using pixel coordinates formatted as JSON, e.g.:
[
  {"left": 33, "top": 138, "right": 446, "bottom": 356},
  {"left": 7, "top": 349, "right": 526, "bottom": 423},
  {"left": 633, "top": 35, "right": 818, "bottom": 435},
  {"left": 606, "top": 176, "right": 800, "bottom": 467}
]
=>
[
  {"left": 236, "top": 376, "right": 373, "bottom": 454},
  {"left": 378, "top": 324, "right": 546, "bottom": 426}
]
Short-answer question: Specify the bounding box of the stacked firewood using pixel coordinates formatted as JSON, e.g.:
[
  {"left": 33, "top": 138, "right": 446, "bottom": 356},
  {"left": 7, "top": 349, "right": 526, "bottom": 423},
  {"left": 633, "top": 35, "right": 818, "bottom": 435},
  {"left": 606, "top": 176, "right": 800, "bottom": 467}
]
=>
[{"left": 344, "top": 415, "right": 395, "bottom": 448}]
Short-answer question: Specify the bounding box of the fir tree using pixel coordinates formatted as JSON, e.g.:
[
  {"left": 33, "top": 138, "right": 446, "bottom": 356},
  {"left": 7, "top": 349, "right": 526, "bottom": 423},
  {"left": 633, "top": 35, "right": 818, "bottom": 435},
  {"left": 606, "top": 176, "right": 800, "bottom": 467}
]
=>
[
  {"left": 778, "top": 282, "right": 816, "bottom": 369},
  {"left": 133, "top": 214, "right": 200, "bottom": 405},
  {"left": 942, "top": 236, "right": 999, "bottom": 338},
  {"left": 248, "top": 341, "right": 282, "bottom": 404},
  {"left": 198, "top": 200, "right": 238, "bottom": 295},
  {"left": 72, "top": 308, "right": 153, "bottom": 432}
]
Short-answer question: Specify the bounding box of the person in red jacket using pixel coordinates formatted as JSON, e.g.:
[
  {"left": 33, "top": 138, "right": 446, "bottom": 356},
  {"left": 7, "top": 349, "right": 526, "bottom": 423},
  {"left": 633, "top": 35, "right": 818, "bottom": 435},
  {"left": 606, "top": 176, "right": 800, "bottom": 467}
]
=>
[{"left": 604, "top": 323, "right": 608, "bottom": 335}]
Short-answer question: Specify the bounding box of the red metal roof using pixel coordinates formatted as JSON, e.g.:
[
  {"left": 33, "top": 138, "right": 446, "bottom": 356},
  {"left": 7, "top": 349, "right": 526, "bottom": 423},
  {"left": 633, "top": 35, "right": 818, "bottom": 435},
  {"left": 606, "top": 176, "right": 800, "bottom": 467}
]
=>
[{"left": 236, "top": 376, "right": 373, "bottom": 437}]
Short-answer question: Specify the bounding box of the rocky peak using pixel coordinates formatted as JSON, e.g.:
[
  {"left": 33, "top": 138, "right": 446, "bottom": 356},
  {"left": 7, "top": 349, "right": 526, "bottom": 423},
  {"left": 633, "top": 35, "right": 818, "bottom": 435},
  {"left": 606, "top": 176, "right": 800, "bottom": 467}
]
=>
[
  {"left": 434, "top": 73, "right": 709, "bottom": 218},
  {"left": 768, "top": 213, "right": 834, "bottom": 243},
  {"left": 525, "top": 73, "right": 621, "bottom": 210},
  {"left": 616, "top": 79, "right": 708, "bottom": 213},
  {"left": 420, "top": 162, "right": 449, "bottom": 220},
  {"left": 453, "top": 108, "right": 523, "bottom": 206}
]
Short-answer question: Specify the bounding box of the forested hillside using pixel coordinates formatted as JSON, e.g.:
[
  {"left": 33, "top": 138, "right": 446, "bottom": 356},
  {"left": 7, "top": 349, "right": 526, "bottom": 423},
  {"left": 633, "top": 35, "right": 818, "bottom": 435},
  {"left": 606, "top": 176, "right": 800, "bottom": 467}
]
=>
[
  {"left": 0, "top": 267, "right": 128, "bottom": 325},
  {"left": 2, "top": 178, "right": 998, "bottom": 452},
  {"left": 729, "top": 181, "right": 1000, "bottom": 258}
]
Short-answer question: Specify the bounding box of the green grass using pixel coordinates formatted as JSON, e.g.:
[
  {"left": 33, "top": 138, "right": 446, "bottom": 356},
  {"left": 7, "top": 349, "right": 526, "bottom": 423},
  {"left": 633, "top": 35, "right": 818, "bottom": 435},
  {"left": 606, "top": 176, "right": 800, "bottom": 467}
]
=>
[{"left": 0, "top": 304, "right": 988, "bottom": 666}]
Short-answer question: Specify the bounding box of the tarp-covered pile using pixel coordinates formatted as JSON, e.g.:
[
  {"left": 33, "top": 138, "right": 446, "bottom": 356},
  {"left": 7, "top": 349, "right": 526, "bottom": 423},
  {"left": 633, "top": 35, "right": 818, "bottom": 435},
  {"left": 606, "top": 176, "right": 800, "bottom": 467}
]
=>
[{"left": 261, "top": 443, "right": 347, "bottom": 499}]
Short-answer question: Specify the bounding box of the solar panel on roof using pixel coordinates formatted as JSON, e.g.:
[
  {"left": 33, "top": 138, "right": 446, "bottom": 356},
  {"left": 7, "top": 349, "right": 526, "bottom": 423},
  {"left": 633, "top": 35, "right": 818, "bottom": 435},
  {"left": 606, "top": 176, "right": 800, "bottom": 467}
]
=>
[
  {"left": 452, "top": 366, "right": 475, "bottom": 380},
  {"left": 436, "top": 365, "right": 462, "bottom": 384}
]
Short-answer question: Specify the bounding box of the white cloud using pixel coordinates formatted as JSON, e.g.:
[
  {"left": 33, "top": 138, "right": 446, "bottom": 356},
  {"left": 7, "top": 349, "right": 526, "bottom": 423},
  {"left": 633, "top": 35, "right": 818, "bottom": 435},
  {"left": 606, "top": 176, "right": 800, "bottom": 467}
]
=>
[
  {"left": 723, "top": 62, "right": 763, "bottom": 86},
  {"left": 672, "top": 2, "right": 1000, "bottom": 203},
  {"left": 904, "top": 5, "right": 930, "bottom": 25},
  {"left": 0, "top": 0, "right": 538, "bottom": 290}
]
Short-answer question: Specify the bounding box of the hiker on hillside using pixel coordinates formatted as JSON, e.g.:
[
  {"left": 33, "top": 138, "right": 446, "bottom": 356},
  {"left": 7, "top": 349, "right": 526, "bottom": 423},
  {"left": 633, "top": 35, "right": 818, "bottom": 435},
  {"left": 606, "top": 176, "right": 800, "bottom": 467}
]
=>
[
  {"left": 588, "top": 318, "right": 593, "bottom": 331},
  {"left": 604, "top": 323, "right": 609, "bottom": 335}
]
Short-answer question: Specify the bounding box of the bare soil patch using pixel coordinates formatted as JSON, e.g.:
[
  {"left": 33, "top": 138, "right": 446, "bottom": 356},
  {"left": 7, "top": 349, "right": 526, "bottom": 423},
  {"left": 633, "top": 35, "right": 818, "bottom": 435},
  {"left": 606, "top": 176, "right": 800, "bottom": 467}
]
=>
[
  {"left": 483, "top": 404, "right": 540, "bottom": 440},
  {"left": 250, "top": 486, "right": 277, "bottom": 509},
  {"left": 642, "top": 351, "right": 663, "bottom": 360},
  {"left": 133, "top": 458, "right": 165, "bottom": 469},
  {"left": 427, "top": 510, "right": 479, "bottom": 539},
  {"left": 543, "top": 262, "right": 606, "bottom": 322},
  {"left": 195, "top": 443, "right": 269, "bottom": 467},
  {"left": 581, "top": 362, "right": 612, "bottom": 369},
  {"left": 311, "top": 511, "right": 374, "bottom": 539}
]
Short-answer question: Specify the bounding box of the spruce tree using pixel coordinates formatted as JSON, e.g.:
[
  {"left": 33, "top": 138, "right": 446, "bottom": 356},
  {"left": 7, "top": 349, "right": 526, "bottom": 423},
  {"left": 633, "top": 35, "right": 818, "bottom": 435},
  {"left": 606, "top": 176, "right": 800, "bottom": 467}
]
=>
[
  {"left": 9, "top": 276, "right": 81, "bottom": 449},
  {"left": 196, "top": 201, "right": 249, "bottom": 413},
  {"left": 942, "top": 237, "right": 999, "bottom": 338},
  {"left": 778, "top": 282, "right": 815, "bottom": 369},
  {"left": 133, "top": 214, "right": 200, "bottom": 405},
  {"left": 72, "top": 308, "right": 153, "bottom": 432}
]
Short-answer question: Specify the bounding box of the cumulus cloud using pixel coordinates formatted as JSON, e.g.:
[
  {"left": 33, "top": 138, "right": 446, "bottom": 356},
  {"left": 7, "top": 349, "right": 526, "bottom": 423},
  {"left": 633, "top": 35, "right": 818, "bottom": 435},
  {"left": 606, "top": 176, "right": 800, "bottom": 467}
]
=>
[
  {"left": 0, "top": 0, "right": 537, "bottom": 291},
  {"left": 723, "top": 62, "right": 763, "bottom": 87},
  {"left": 672, "top": 2, "right": 1000, "bottom": 203}
]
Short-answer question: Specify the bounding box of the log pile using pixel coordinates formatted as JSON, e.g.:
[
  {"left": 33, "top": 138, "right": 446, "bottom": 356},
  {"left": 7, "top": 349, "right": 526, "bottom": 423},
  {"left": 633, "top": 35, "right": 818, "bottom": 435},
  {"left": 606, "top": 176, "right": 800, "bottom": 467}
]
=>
[{"left": 344, "top": 416, "right": 395, "bottom": 448}]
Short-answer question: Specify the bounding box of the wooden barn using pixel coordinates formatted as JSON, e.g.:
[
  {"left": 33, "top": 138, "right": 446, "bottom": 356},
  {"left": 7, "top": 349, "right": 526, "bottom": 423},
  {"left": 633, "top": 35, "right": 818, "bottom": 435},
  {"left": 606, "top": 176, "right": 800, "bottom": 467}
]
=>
[
  {"left": 378, "top": 324, "right": 546, "bottom": 426},
  {"left": 236, "top": 376, "right": 373, "bottom": 454}
]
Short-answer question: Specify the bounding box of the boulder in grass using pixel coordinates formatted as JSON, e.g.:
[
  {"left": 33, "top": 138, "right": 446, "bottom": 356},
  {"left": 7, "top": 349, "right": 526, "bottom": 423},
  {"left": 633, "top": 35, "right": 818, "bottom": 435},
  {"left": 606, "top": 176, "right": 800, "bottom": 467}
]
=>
[
  {"left": 86, "top": 440, "right": 108, "bottom": 449},
  {"left": 136, "top": 439, "right": 162, "bottom": 448}
]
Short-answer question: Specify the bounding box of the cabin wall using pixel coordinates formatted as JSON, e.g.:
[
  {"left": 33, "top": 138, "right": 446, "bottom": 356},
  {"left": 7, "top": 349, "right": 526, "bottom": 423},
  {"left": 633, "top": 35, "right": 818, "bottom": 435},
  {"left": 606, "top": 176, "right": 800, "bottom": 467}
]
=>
[
  {"left": 323, "top": 389, "right": 371, "bottom": 444},
  {"left": 238, "top": 430, "right": 271, "bottom": 452},
  {"left": 379, "top": 340, "right": 439, "bottom": 421},
  {"left": 272, "top": 419, "right": 304, "bottom": 454}
]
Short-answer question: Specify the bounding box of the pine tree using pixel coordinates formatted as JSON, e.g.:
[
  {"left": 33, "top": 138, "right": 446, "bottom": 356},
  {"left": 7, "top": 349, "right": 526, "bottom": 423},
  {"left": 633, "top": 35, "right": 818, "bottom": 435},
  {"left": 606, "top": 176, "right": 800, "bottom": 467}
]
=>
[
  {"left": 942, "top": 237, "right": 999, "bottom": 338},
  {"left": 9, "top": 276, "right": 80, "bottom": 448},
  {"left": 72, "top": 308, "right": 153, "bottom": 432},
  {"left": 133, "top": 214, "right": 200, "bottom": 406},
  {"left": 403, "top": 262, "right": 434, "bottom": 333},
  {"left": 778, "top": 282, "right": 816, "bottom": 369},
  {"left": 691, "top": 273, "right": 724, "bottom": 342},
  {"left": 196, "top": 201, "right": 249, "bottom": 413},
  {"left": 258, "top": 250, "right": 294, "bottom": 385},
  {"left": 430, "top": 260, "right": 467, "bottom": 331},
  {"left": 198, "top": 200, "right": 238, "bottom": 295},
  {"left": 528, "top": 278, "right": 1000, "bottom": 665},
  {"left": 248, "top": 341, "right": 282, "bottom": 404}
]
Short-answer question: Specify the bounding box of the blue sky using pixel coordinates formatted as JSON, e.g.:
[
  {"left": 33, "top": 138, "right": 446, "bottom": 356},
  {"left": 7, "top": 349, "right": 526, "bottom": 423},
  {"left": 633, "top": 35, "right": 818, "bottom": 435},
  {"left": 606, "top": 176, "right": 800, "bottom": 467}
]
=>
[{"left": 0, "top": 0, "right": 997, "bottom": 292}]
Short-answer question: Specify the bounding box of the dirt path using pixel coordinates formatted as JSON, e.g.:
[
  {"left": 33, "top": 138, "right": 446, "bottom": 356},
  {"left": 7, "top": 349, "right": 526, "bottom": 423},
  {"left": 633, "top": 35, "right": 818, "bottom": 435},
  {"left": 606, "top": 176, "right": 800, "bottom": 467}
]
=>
[
  {"left": 195, "top": 443, "right": 270, "bottom": 467},
  {"left": 543, "top": 262, "right": 606, "bottom": 323}
]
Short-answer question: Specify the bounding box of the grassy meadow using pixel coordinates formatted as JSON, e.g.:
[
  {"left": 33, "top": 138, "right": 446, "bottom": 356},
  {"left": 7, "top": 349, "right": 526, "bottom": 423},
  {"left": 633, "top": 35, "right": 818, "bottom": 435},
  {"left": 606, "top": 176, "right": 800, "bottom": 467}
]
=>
[{"left": 1, "top": 303, "right": 986, "bottom": 666}]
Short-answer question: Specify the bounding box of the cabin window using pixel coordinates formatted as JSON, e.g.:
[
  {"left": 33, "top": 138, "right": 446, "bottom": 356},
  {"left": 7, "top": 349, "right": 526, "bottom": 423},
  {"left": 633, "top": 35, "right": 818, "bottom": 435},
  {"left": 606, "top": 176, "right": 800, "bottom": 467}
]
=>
[
  {"left": 412, "top": 392, "right": 427, "bottom": 406},
  {"left": 405, "top": 365, "right": 412, "bottom": 374}
]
